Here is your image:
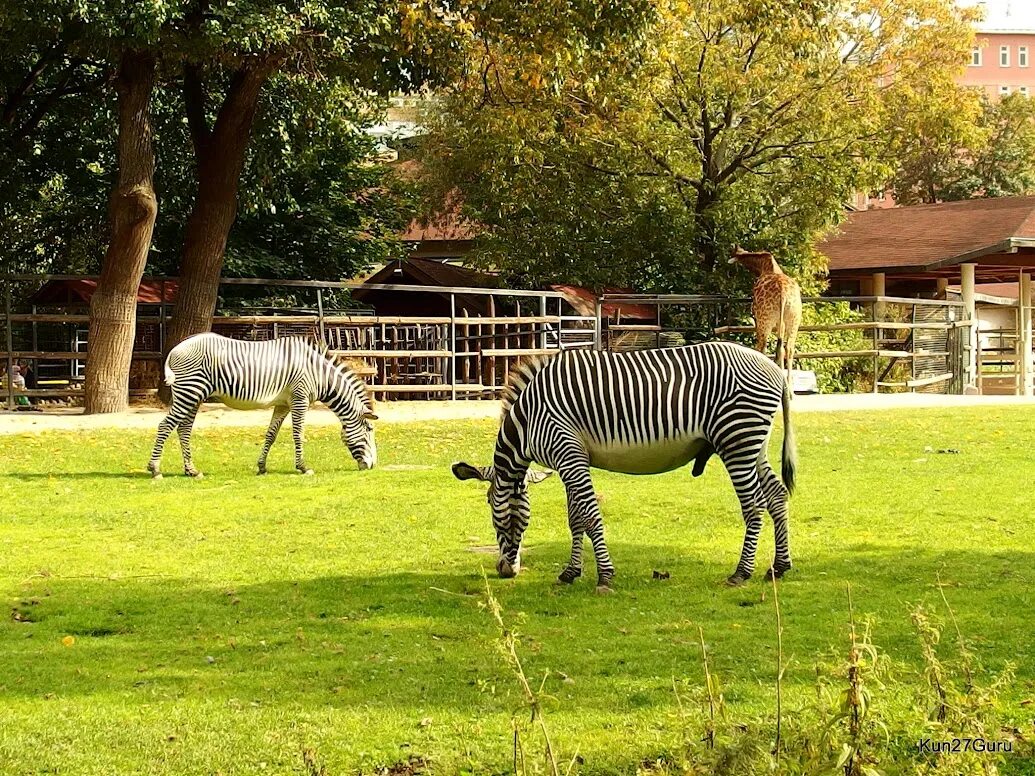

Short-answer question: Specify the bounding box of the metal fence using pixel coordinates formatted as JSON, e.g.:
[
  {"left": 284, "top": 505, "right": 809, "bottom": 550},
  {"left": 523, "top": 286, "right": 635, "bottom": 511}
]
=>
[{"left": 1, "top": 275, "right": 597, "bottom": 408}]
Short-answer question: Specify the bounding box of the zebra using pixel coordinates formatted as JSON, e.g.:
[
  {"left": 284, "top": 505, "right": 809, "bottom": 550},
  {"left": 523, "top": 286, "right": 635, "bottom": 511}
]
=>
[
  {"left": 451, "top": 341, "right": 796, "bottom": 591},
  {"left": 147, "top": 333, "right": 378, "bottom": 478}
]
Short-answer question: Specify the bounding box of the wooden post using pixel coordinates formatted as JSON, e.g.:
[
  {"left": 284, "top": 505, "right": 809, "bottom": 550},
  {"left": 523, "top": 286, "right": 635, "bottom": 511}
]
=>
[
  {"left": 594, "top": 298, "right": 603, "bottom": 351},
  {"left": 316, "top": 288, "right": 326, "bottom": 345},
  {"left": 1020, "top": 271, "right": 1033, "bottom": 397},
  {"left": 539, "top": 294, "right": 548, "bottom": 350},
  {"left": 935, "top": 277, "right": 949, "bottom": 299},
  {"left": 5, "top": 280, "right": 14, "bottom": 410},
  {"left": 961, "top": 263, "right": 977, "bottom": 391},
  {"left": 871, "top": 300, "right": 879, "bottom": 394},
  {"left": 449, "top": 293, "right": 457, "bottom": 401}
]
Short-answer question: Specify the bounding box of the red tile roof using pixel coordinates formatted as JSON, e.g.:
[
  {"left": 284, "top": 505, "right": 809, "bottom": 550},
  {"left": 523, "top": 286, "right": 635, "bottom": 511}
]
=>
[
  {"left": 819, "top": 196, "right": 1035, "bottom": 272},
  {"left": 550, "top": 285, "right": 656, "bottom": 321},
  {"left": 28, "top": 279, "right": 178, "bottom": 306}
]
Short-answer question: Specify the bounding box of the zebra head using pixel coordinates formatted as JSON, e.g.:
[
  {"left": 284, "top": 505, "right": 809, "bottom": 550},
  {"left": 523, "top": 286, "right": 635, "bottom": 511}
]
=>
[
  {"left": 451, "top": 462, "right": 553, "bottom": 578},
  {"left": 341, "top": 410, "right": 378, "bottom": 470}
]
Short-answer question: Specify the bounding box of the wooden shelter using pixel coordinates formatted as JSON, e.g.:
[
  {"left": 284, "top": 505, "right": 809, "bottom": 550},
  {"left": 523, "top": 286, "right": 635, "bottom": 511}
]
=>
[
  {"left": 352, "top": 258, "right": 499, "bottom": 316},
  {"left": 819, "top": 196, "right": 1035, "bottom": 394}
]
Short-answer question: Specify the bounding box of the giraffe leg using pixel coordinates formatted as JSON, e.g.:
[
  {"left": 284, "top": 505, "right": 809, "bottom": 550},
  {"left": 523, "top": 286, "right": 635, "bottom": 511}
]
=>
[
  {"left": 760, "top": 462, "right": 792, "bottom": 579},
  {"left": 718, "top": 443, "right": 766, "bottom": 586},
  {"left": 176, "top": 404, "right": 203, "bottom": 477},
  {"left": 257, "top": 405, "right": 290, "bottom": 474},
  {"left": 556, "top": 458, "right": 613, "bottom": 590},
  {"left": 148, "top": 389, "right": 203, "bottom": 478},
  {"left": 290, "top": 396, "right": 313, "bottom": 475}
]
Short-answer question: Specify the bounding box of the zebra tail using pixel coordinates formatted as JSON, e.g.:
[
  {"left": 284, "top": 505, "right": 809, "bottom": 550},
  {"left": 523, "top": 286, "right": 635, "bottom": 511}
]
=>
[{"left": 780, "top": 377, "right": 796, "bottom": 495}]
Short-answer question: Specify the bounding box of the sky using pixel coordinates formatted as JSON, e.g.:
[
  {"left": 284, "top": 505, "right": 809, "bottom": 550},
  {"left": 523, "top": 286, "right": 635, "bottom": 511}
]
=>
[{"left": 959, "top": 0, "right": 1035, "bottom": 31}]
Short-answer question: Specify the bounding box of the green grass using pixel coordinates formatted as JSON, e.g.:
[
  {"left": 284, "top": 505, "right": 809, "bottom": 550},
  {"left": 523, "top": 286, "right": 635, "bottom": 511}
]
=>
[{"left": 0, "top": 407, "right": 1033, "bottom": 774}]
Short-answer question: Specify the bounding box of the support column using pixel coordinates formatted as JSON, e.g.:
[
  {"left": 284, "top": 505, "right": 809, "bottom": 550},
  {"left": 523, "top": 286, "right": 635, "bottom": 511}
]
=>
[
  {"left": 936, "top": 277, "right": 949, "bottom": 299},
  {"left": 961, "top": 263, "right": 978, "bottom": 392},
  {"left": 1020, "top": 272, "right": 1032, "bottom": 397},
  {"left": 871, "top": 272, "right": 886, "bottom": 297}
]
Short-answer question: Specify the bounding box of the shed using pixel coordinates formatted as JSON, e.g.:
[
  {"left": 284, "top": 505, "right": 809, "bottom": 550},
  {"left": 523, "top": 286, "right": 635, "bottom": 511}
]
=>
[
  {"left": 352, "top": 258, "right": 500, "bottom": 316},
  {"left": 818, "top": 196, "right": 1035, "bottom": 395}
]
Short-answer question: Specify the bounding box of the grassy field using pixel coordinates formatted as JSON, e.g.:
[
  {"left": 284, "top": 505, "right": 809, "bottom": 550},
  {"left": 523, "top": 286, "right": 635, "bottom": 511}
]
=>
[{"left": 0, "top": 407, "right": 1034, "bottom": 775}]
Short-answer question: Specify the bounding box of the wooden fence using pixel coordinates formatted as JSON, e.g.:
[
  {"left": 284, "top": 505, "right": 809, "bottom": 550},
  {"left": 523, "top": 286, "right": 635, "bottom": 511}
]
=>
[{"left": 1, "top": 276, "right": 596, "bottom": 408}]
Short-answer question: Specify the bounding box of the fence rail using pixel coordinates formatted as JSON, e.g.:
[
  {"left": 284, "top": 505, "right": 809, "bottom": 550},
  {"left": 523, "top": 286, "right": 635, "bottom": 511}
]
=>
[
  {"left": 1, "top": 275, "right": 599, "bottom": 408},
  {"left": 3, "top": 276, "right": 977, "bottom": 407}
]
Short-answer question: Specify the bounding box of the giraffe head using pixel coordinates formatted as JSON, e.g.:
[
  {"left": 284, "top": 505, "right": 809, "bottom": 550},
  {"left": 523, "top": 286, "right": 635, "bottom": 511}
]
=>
[
  {"left": 729, "top": 246, "right": 782, "bottom": 275},
  {"left": 451, "top": 462, "right": 553, "bottom": 577}
]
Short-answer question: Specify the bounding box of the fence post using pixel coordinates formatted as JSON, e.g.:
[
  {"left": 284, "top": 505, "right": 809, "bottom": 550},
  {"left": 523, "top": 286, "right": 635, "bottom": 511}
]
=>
[
  {"left": 1021, "top": 272, "right": 1032, "bottom": 397},
  {"left": 594, "top": 298, "right": 603, "bottom": 351},
  {"left": 960, "top": 262, "right": 977, "bottom": 391},
  {"left": 5, "top": 279, "right": 14, "bottom": 410},
  {"left": 450, "top": 293, "right": 457, "bottom": 400},
  {"left": 871, "top": 301, "right": 879, "bottom": 394},
  {"left": 539, "top": 293, "right": 547, "bottom": 351},
  {"left": 316, "top": 288, "right": 326, "bottom": 345}
]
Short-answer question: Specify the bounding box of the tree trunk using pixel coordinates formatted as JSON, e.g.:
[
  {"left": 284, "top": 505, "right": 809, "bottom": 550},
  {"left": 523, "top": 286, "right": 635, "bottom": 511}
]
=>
[
  {"left": 164, "top": 63, "right": 271, "bottom": 354},
  {"left": 83, "top": 51, "right": 157, "bottom": 414}
]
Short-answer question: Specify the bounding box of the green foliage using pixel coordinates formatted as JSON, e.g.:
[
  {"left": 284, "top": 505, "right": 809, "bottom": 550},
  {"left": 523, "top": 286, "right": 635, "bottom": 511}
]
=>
[
  {"left": 421, "top": 0, "right": 975, "bottom": 293},
  {"left": 796, "top": 303, "right": 872, "bottom": 394},
  {"left": 889, "top": 91, "right": 1035, "bottom": 205}
]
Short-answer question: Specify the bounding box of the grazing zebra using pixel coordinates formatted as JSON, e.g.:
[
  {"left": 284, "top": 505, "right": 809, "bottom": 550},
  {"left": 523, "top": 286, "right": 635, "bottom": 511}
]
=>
[
  {"left": 452, "top": 341, "right": 796, "bottom": 591},
  {"left": 148, "top": 333, "right": 377, "bottom": 478}
]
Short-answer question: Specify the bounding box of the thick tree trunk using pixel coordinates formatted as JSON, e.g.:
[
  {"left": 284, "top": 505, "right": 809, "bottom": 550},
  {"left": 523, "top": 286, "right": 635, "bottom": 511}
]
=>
[
  {"left": 83, "top": 51, "right": 157, "bottom": 414},
  {"left": 164, "top": 63, "right": 270, "bottom": 354}
]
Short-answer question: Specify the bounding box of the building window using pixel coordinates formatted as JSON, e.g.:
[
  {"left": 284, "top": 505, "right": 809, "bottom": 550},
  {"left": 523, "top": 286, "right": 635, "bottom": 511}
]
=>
[
  {"left": 1020, "top": 46, "right": 1029, "bottom": 67},
  {"left": 1000, "top": 85, "right": 1011, "bottom": 96},
  {"left": 1000, "top": 45, "right": 1010, "bottom": 66},
  {"left": 1022, "top": 86, "right": 1030, "bottom": 97},
  {"left": 971, "top": 46, "right": 982, "bottom": 66}
]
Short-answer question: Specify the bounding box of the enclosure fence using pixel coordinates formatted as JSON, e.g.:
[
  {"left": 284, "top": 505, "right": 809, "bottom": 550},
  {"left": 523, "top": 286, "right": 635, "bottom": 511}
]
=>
[
  {"left": 1, "top": 275, "right": 597, "bottom": 408},
  {"left": 3, "top": 276, "right": 983, "bottom": 409}
]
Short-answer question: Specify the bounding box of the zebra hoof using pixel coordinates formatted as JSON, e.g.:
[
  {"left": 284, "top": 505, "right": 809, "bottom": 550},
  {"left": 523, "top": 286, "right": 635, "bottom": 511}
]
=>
[
  {"left": 594, "top": 584, "right": 614, "bottom": 595},
  {"left": 557, "top": 567, "right": 581, "bottom": 584},
  {"left": 765, "top": 564, "right": 792, "bottom": 581},
  {"left": 725, "top": 573, "right": 750, "bottom": 587},
  {"left": 301, "top": 469, "right": 315, "bottom": 476},
  {"left": 256, "top": 469, "right": 267, "bottom": 476},
  {"left": 150, "top": 473, "right": 163, "bottom": 481},
  {"left": 186, "top": 471, "right": 204, "bottom": 480}
]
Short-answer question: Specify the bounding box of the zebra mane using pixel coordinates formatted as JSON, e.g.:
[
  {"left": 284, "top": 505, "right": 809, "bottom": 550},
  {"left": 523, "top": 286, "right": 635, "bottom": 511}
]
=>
[
  {"left": 313, "top": 338, "right": 374, "bottom": 410},
  {"left": 500, "top": 354, "right": 556, "bottom": 418}
]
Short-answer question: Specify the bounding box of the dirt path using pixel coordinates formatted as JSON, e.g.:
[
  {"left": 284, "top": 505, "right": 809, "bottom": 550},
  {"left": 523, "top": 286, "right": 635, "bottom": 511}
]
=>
[{"left": 2, "top": 393, "right": 1034, "bottom": 436}]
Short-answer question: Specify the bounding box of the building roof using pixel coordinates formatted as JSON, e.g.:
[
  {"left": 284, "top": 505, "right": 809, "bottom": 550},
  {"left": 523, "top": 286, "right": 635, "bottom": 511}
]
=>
[
  {"left": 819, "top": 196, "right": 1035, "bottom": 275},
  {"left": 964, "top": 0, "right": 1035, "bottom": 33},
  {"left": 28, "top": 278, "right": 178, "bottom": 306}
]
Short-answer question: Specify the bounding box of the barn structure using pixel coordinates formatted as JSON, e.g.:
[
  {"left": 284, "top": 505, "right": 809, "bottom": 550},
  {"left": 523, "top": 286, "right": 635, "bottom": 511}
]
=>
[{"left": 819, "top": 196, "right": 1035, "bottom": 395}]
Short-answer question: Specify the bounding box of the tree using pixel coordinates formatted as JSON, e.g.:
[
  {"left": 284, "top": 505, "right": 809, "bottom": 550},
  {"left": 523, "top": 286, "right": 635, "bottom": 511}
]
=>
[
  {"left": 421, "top": 0, "right": 977, "bottom": 292},
  {"left": 161, "top": 0, "right": 459, "bottom": 354},
  {"left": 84, "top": 51, "right": 158, "bottom": 413},
  {"left": 889, "top": 90, "right": 1035, "bottom": 204}
]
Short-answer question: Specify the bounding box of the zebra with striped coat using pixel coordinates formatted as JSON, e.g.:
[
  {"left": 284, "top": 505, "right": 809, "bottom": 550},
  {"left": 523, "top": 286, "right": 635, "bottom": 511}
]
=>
[
  {"left": 452, "top": 341, "right": 796, "bottom": 591},
  {"left": 148, "top": 333, "right": 377, "bottom": 478}
]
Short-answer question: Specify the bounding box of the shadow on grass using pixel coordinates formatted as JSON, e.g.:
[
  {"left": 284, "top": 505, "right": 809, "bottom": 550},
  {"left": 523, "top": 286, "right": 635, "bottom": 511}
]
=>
[{"left": 2, "top": 543, "right": 1032, "bottom": 717}]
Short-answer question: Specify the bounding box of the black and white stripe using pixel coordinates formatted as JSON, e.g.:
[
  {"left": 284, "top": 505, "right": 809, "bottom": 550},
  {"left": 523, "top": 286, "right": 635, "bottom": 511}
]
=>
[
  {"left": 453, "top": 341, "right": 796, "bottom": 589},
  {"left": 148, "top": 333, "right": 377, "bottom": 478}
]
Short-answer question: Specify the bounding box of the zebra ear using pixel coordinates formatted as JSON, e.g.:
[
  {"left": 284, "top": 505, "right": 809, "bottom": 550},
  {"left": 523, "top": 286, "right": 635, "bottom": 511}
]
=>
[
  {"left": 452, "top": 462, "right": 492, "bottom": 482},
  {"left": 524, "top": 469, "right": 553, "bottom": 485}
]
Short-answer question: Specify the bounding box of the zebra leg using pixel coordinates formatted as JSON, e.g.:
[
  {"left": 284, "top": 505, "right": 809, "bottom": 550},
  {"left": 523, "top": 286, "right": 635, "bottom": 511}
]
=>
[
  {"left": 148, "top": 393, "right": 200, "bottom": 479},
  {"left": 760, "top": 463, "right": 792, "bottom": 580},
  {"left": 557, "top": 463, "right": 614, "bottom": 591},
  {"left": 257, "top": 405, "right": 290, "bottom": 475},
  {"left": 290, "top": 399, "right": 313, "bottom": 475},
  {"left": 176, "top": 404, "right": 203, "bottom": 478},
  {"left": 719, "top": 447, "right": 765, "bottom": 586}
]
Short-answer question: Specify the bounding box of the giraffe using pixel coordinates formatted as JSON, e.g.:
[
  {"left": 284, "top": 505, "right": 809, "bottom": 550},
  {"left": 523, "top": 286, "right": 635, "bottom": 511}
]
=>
[{"left": 729, "top": 247, "right": 802, "bottom": 376}]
